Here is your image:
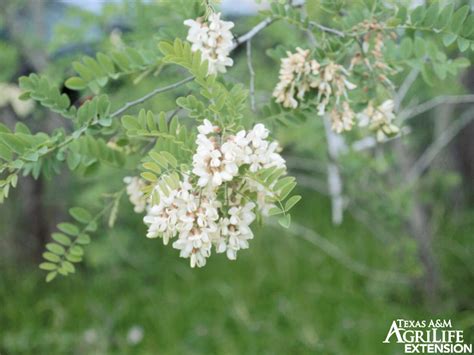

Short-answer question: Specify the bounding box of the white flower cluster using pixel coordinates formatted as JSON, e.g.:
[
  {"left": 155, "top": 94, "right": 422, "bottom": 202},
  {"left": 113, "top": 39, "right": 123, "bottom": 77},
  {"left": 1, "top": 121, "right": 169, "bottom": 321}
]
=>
[
  {"left": 272, "top": 48, "right": 320, "bottom": 109},
  {"left": 144, "top": 177, "right": 221, "bottom": 267},
  {"left": 329, "top": 101, "right": 355, "bottom": 134},
  {"left": 273, "top": 48, "right": 402, "bottom": 138},
  {"left": 272, "top": 48, "right": 357, "bottom": 133},
  {"left": 314, "top": 62, "right": 357, "bottom": 133},
  {"left": 192, "top": 120, "right": 285, "bottom": 188},
  {"left": 142, "top": 120, "right": 286, "bottom": 267},
  {"left": 184, "top": 12, "right": 234, "bottom": 75},
  {"left": 123, "top": 176, "right": 147, "bottom": 213},
  {"left": 357, "top": 99, "right": 399, "bottom": 141}
]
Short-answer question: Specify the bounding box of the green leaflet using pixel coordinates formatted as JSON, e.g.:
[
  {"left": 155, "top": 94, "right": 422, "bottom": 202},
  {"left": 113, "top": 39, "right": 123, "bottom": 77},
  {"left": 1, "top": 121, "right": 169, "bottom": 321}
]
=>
[
  {"left": 121, "top": 109, "right": 195, "bottom": 161},
  {"left": 40, "top": 206, "right": 94, "bottom": 282},
  {"left": 249, "top": 166, "right": 302, "bottom": 229},
  {"left": 19, "top": 74, "right": 76, "bottom": 119},
  {"left": 66, "top": 44, "right": 163, "bottom": 93},
  {"left": 66, "top": 135, "right": 126, "bottom": 173},
  {"left": 405, "top": 3, "right": 474, "bottom": 53}
]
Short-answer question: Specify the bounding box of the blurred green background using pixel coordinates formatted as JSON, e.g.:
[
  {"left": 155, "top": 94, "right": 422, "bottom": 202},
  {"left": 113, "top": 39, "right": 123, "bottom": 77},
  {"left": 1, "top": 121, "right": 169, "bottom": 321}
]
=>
[{"left": 0, "top": 0, "right": 473, "bottom": 354}]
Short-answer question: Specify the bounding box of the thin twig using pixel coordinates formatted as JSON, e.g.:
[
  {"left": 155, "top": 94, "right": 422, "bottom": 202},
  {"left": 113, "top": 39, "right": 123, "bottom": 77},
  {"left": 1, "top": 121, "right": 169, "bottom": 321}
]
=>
[
  {"left": 297, "top": 0, "right": 345, "bottom": 37},
  {"left": 407, "top": 107, "right": 474, "bottom": 183},
  {"left": 246, "top": 40, "right": 256, "bottom": 112},
  {"left": 231, "top": 0, "right": 303, "bottom": 49},
  {"left": 231, "top": 0, "right": 343, "bottom": 50},
  {"left": 166, "top": 106, "right": 182, "bottom": 123},
  {"left": 33, "top": 5, "right": 299, "bottom": 166},
  {"left": 232, "top": 17, "right": 274, "bottom": 50},
  {"left": 42, "top": 80, "right": 191, "bottom": 158},
  {"left": 399, "top": 94, "right": 474, "bottom": 122},
  {"left": 116, "top": 2, "right": 317, "bottom": 117},
  {"left": 268, "top": 220, "right": 410, "bottom": 284},
  {"left": 308, "top": 20, "right": 346, "bottom": 37},
  {"left": 110, "top": 76, "right": 194, "bottom": 118}
]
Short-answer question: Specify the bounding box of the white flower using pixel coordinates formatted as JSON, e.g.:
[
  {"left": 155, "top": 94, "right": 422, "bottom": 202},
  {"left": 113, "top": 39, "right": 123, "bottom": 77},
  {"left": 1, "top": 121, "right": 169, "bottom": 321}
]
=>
[
  {"left": 198, "top": 119, "right": 218, "bottom": 135},
  {"left": 330, "top": 102, "right": 355, "bottom": 134},
  {"left": 143, "top": 186, "right": 180, "bottom": 243},
  {"left": 357, "top": 104, "right": 373, "bottom": 128},
  {"left": 192, "top": 121, "right": 286, "bottom": 188},
  {"left": 192, "top": 138, "right": 239, "bottom": 188},
  {"left": 216, "top": 202, "right": 256, "bottom": 260},
  {"left": 123, "top": 176, "right": 147, "bottom": 213},
  {"left": 357, "top": 99, "right": 399, "bottom": 141},
  {"left": 379, "top": 100, "right": 395, "bottom": 120},
  {"left": 272, "top": 51, "right": 357, "bottom": 135},
  {"left": 192, "top": 122, "right": 240, "bottom": 188},
  {"left": 171, "top": 194, "right": 220, "bottom": 268},
  {"left": 313, "top": 62, "right": 356, "bottom": 118},
  {"left": 144, "top": 177, "right": 221, "bottom": 268},
  {"left": 184, "top": 12, "right": 234, "bottom": 75},
  {"left": 247, "top": 123, "right": 268, "bottom": 147},
  {"left": 272, "top": 48, "right": 320, "bottom": 109}
]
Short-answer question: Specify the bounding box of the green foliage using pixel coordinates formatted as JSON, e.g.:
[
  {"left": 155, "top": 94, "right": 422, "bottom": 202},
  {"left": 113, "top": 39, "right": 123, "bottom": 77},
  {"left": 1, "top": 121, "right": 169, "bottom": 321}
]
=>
[
  {"left": 176, "top": 94, "right": 208, "bottom": 121},
  {"left": 160, "top": 39, "right": 248, "bottom": 123},
  {"left": 1, "top": 0, "right": 470, "bottom": 286},
  {"left": 121, "top": 109, "right": 195, "bottom": 160},
  {"left": 177, "top": 88, "right": 249, "bottom": 126},
  {"left": 3, "top": 187, "right": 449, "bottom": 354},
  {"left": 0, "top": 123, "right": 53, "bottom": 201},
  {"left": 0, "top": 92, "right": 115, "bottom": 203},
  {"left": 261, "top": 101, "right": 309, "bottom": 127},
  {"left": 200, "top": 81, "right": 248, "bottom": 124},
  {"left": 40, "top": 207, "right": 95, "bottom": 282},
  {"left": 402, "top": 3, "right": 474, "bottom": 52},
  {"left": 19, "top": 74, "right": 76, "bottom": 119},
  {"left": 141, "top": 150, "right": 181, "bottom": 204},
  {"left": 0, "top": 5, "right": 472, "bottom": 351},
  {"left": 0, "top": 171, "right": 17, "bottom": 204},
  {"left": 66, "top": 136, "right": 126, "bottom": 172},
  {"left": 17, "top": 75, "right": 111, "bottom": 126},
  {"left": 263, "top": 2, "right": 310, "bottom": 31},
  {"left": 143, "top": 150, "right": 178, "bottom": 179},
  {"left": 266, "top": 2, "right": 473, "bottom": 89},
  {"left": 0, "top": 123, "right": 50, "bottom": 164},
  {"left": 0, "top": 93, "right": 117, "bottom": 205},
  {"left": 66, "top": 45, "right": 163, "bottom": 93},
  {"left": 75, "top": 94, "right": 111, "bottom": 126},
  {"left": 249, "top": 166, "right": 301, "bottom": 228},
  {"left": 159, "top": 38, "right": 209, "bottom": 80},
  {"left": 384, "top": 36, "right": 471, "bottom": 85}
]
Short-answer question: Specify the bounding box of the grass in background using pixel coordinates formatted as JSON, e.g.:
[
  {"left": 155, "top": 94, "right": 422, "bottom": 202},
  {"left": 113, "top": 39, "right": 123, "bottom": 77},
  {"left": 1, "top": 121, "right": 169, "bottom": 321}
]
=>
[{"left": 2, "top": 187, "right": 472, "bottom": 354}]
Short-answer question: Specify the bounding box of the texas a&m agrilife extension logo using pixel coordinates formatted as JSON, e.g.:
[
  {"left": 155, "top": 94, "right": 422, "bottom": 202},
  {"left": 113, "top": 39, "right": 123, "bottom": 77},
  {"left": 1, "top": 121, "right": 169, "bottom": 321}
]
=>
[{"left": 383, "top": 319, "right": 473, "bottom": 354}]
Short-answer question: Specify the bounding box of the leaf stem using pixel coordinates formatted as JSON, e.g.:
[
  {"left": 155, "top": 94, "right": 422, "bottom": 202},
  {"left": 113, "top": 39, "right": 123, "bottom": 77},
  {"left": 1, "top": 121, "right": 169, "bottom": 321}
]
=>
[
  {"left": 53, "top": 188, "right": 125, "bottom": 275},
  {"left": 110, "top": 76, "right": 194, "bottom": 118}
]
